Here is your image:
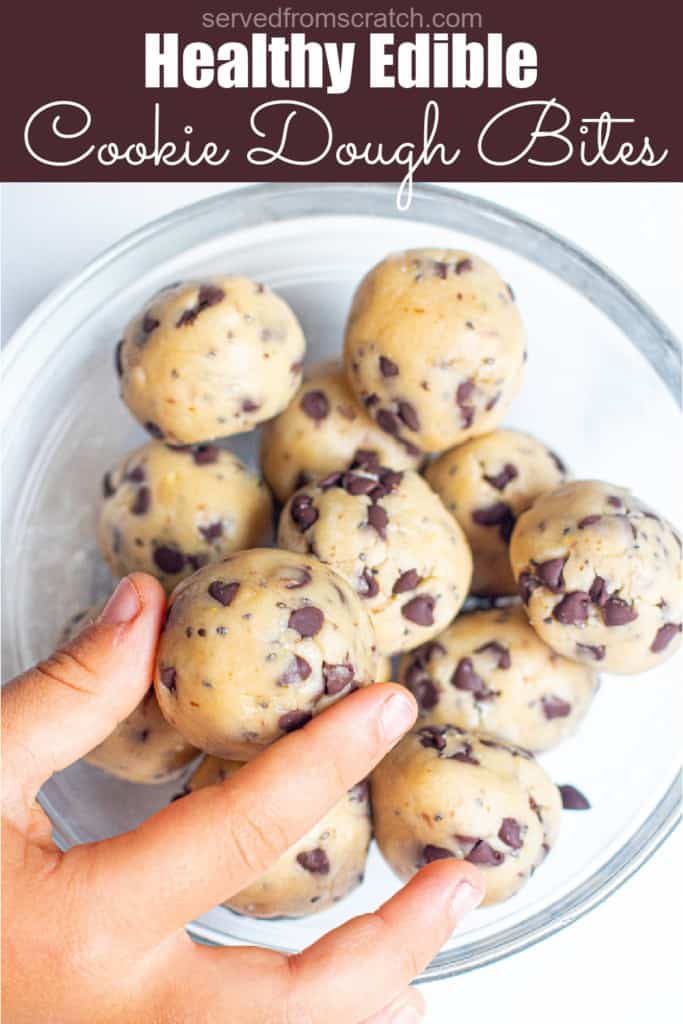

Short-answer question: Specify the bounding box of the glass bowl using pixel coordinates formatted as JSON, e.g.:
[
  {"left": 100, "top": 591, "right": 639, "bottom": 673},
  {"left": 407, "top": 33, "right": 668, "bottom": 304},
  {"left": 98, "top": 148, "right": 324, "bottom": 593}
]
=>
[{"left": 1, "top": 183, "right": 680, "bottom": 982}]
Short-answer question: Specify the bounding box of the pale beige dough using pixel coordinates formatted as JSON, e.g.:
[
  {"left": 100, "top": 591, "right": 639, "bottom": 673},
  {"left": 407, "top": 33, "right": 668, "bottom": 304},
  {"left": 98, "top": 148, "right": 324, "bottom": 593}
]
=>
[
  {"left": 509, "top": 480, "right": 683, "bottom": 674},
  {"left": 155, "top": 549, "right": 378, "bottom": 760},
  {"left": 187, "top": 758, "right": 372, "bottom": 918},
  {"left": 97, "top": 441, "right": 273, "bottom": 593},
  {"left": 372, "top": 725, "right": 561, "bottom": 906},
  {"left": 374, "top": 654, "right": 393, "bottom": 681},
  {"left": 278, "top": 462, "right": 472, "bottom": 655},
  {"left": 398, "top": 605, "right": 597, "bottom": 751},
  {"left": 260, "top": 360, "right": 422, "bottom": 503},
  {"left": 343, "top": 250, "right": 526, "bottom": 453},
  {"left": 60, "top": 605, "right": 197, "bottom": 783},
  {"left": 117, "top": 277, "right": 305, "bottom": 444},
  {"left": 425, "top": 430, "right": 567, "bottom": 595}
]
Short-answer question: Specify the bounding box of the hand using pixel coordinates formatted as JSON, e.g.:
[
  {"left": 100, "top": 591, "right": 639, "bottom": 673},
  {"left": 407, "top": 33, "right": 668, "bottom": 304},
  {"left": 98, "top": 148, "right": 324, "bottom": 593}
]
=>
[{"left": 2, "top": 573, "right": 484, "bottom": 1023}]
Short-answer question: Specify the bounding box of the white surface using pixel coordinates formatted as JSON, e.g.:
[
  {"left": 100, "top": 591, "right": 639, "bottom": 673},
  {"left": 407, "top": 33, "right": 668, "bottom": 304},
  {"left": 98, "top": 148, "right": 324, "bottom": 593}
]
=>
[{"left": 1, "top": 182, "right": 681, "bottom": 1022}]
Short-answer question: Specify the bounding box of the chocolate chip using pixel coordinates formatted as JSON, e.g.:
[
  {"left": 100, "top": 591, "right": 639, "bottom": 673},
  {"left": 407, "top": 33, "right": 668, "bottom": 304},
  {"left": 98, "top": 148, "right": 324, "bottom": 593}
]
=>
[
  {"left": 296, "top": 847, "right": 330, "bottom": 874},
  {"left": 452, "top": 658, "right": 495, "bottom": 701},
  {"left": 379, "top": 355, "right": 399, "bottom": 377},
  {"left": 131, "top": 486, "right": 150, "bottom": 516},
  {"left": 242, "top": 398, "right": 260, "bottom": 413},
  {"left": 126, "top": 465, "right": 146, "bottom": 483},
  {"left": 466, "top": 841, "right": 504, "bottom": 866},
  {"left": 472, "top": 502, "right": 516, "bottom": 543},
  {"left": 351, "top": 450, "right": 381, "bottom": 472},
  {"left": 393, "top": 569, "right": 420, "bottom": 594},
  {"left": 283, "top": 568, "right": 312, "bottom": 590},
  {"left": 588, "top": 576, "right": 608, "bottom": 607},
  {"left": 542, "top": 695, "right": 572, "bottom": 719},
  {"left": 323, "top": 662, "right": 355, "bottom": 695},
  {"left": 397, "top": 401, "right": 420, "bottom": 432},
  {"left": 160, "top": 666, "right": 177, "bottom": 693},
  {"left": 432, "top": 261, "right": 449, "bottom": 279},
  {"left": 376, "top": 409, "right": 400, "bottom": 436},
  {"left": 144, "top": 421, "right": 164, "bottom": 439},
  {"left": 358, "top": 568, "right": 379, "bottom": 598},
  {"left": 278, "top": 656, "right": 312, "bottom": 686},
  {"left": 607, "top": 495, "right": 623, "bottom": 508},
  {"left": 187, "top": 444, "right": 218, "bottom": 465},
  {"left": 411, "top": 677, "right": 439, "bottom": 710},
  {"left": 114, "top": 340, "right": 124, "bottom": 377},
  {"left": 342, "top": 473, "right": 377, "bottom": 496},
  {"left": 367, "top": 504, "right": 388, "bottom": 538},
  {"left": 577, "top": 643, "right": 606, "bottom": 661},
  {"left": 279, "top": 710, "right": 312, "bottom": 733},
  {"left": 533, "top": 557, "right": 567, "bottom": 593},
  {"left": 199, "top": 521, "right": 223, "bottom": 542},
  {"left": 379, "top": 469, "right": 403, "bottom": 491},
  {"left": 208, "top": 580, "right": 240, "bottom": 607},
  {"left": 578, "top": 515, "right": 602, "bottom": 528},
  {"left": 419, "top": 725, "right": 447, "bottom": 751},
  {"left": 474, "top": 641, "right": 511, "bottom": 669},
  {"left": 422, "top": 844, "right": 454, "bottom": 863},
  {"left": 349, "top": 781, "right": 369, "bottom": 803},
  {"left": 553, "top": 591, "right": 590, "bottom": 625},
  {"left": 198, "top": 284, "right": 225, "bottom": 308},
  {"left": 485, "top": 392, "right": 501, "bottom": 412},
  {"left": 402, "top": 595, "right": 435, "bottom": 626},
  {"left": 290, "top": 493, "right": 319, "bottom": 531},
  {"left": 449, "top": 742, "right": 480, "bottom": 765},
  {"left": 651, "top": 622, "right": 682, "bottom": 652},
  {"left": 498, "top": 817, "right": 523, "bottom": 849},
  {"left": 601, "top": 596, "right": 638, "bottom": 626},
  {"left": 518, "top": 571, "right": 539, "bottom": 603},
  {"left": 456, "top": 258, "right": 473, "bottom": 274},
  {"left": 289, "top": 606, "right": 324, "bottom": 638},
  {"left": 456, "top": 380, "right": 475, "bottom": 406},
  {"left": 142, "top": 313, "right": 159, "bottom": 334},
  {"left": 102, "top": 472, "right": 116, "bottom": 498},
  {"left": 301, "top": 390, "right": 329, "bottom": 421},
  {"left": 319, "top": 471, "right": 342, "bottom": 490},
  {"left": 153, "top": 546, "right": 185, "bottom": 574},
  {"left": 484, "top": 463, "right": 518, "bottom": 491},
  {"left": 559, "top": 784, "right": 591, "bottom": 810}
]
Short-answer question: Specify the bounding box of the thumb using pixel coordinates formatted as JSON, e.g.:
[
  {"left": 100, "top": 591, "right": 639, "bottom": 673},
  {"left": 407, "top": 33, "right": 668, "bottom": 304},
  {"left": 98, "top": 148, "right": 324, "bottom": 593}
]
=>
[{"left": 2, "top": 573, "right": 166, "bottom": 806}]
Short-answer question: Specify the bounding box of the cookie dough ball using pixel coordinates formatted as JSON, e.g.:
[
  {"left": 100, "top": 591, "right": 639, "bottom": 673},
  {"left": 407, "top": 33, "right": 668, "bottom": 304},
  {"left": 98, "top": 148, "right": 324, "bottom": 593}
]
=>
[
  {"left": 155, "top": 549, "right": 377, "bottom": 760},
  {"left": 425, "top": 430, "right": 567, "bottom": 596},
  {"left": 509, "top": 481, "right": 683, "bottom": 674},
  {"left": 60, "top": 605, "right": 197, "bottom": 782},
  {"left": 187, "top": 758, "right": 372, "bottom": 917},
  {"left": 398, "top": 605, "right": 597, "bottom": 751},
  {"left": 372, "top": 724, "right": 561, "bottom": 906},
  {"left": 97, "top": 441, "right": 273, "bottom": 592},
  {"left": 343, "top": 250, "right": 526, "bottom": 454},
  {"left": 260, "top": 360, "right": 422, "bottom": 503},
  {"left": 278, "top": 461, "right": 472, "bottom": 655},
  {"left": 117, "top": 278, "right": 305, "bottom": 444}
]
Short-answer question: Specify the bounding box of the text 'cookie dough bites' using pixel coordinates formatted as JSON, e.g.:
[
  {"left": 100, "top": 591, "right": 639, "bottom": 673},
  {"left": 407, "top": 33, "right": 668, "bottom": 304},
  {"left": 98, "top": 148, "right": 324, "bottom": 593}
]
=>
[
  {"left": 509, "top": 480, "right": 683, "bottom": 674},
  {"left": 117, "top": 277, "right": 305, "bottom": 444},
  {"left": 343, "top": 249, "right": 526, "bottom": 454},
  {"left": 372, "top": 725, "right": 561, "bottom": 906},
  {"left": 60, "top": 605, "right": 197, "bottom": 783},
  {"left": 398, "top": 605, "right": 597, "bottom": 752},
  {"left": 260, "top": 360, "right": 422, "bottom": 503},
  {"left": 97, "top": 441, "right": 273, "bottom": 593},
  {"left": 278, "top": 457, "right": 472, "bottom": 655},
  {"left": 187, "top": 758, "right": 372, "bottom": 918},
  {"left": 425, "top": 430, "right": 567, "bottom": 596},
  {"left": 155, "top": 549, "right": 378, "bottom": 760}
]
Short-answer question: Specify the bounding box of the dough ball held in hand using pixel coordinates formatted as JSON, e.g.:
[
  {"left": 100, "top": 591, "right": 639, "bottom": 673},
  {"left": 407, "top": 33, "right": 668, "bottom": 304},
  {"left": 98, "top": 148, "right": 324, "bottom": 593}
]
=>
[
  {"left": 155, "top": 549, "right": 378, "bottom": 760},
  {"left": 398, "top": 605, "right": 597, "bottom": 752},
  {"left": 425, "top": 429, "right": 567, "bottom": 596},
  {"left": 260, "top": 359, "right": 422, "bottom": 503},
  {"left": 60, "top": 604, "right": 197, "bottom": 783},
  {"left": 97, "top": 441, "right": 273, "bottom": 593},
  {"left": 509, "top": 480, "right": 683, "bottom": 674},
  {"left": 278, "top": 459, "right": 472, "bottom": 655},
  {"left": 117, "top": 278, "right": 305, "bottom": 444},
  {"left": 343, "top": 250, "right": 526, "bottom": 454},
  {"left": 186, "top": 757, "right": 372, "bottom": 918},
  {"left": 372, "top": 724, "right": 561, "bottom": 906}
]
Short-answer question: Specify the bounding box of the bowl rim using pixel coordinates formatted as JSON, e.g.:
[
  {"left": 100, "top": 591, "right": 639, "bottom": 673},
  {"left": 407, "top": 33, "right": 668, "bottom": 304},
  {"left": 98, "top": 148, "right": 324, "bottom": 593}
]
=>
[{"left": 2, "top": 181, "right": 681, "bottom": 981}]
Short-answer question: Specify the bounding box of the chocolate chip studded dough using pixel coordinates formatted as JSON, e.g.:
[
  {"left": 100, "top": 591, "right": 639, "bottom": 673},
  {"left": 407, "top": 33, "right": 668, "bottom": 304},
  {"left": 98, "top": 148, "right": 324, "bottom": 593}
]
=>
[
  {"left": 278, "top": 459, "right": 472, "bottom": 655},
  {"left": 97, "top": 441, "right": 273, "bottom": 593},
  {"left": 372, "top": 725, "right": 561, "bottom": 906},
  {"left": 343, "top": 250, "right": 526, "bottom": 454},
  {"left": 155, "top": 549, "right": 377, "bottom": 760},
  {"left": 117, "top": 277, "right": 305, "bottom": 444},
  {"left": 509, "top": 480, "right": 683, "bottom": 674},
  {"left": 60, "top": 605, "right": 197, "bottom": 783},
  {"left": 260, "top": 360, "right": 422, "bottom": 503},
  {"left": 425, "top": 430, "right": 567, "bottom": 596},
  {"left": 398, "top": 605, "right": 597, "bottom": 752},
  {"left": 187, "top": 758, "right": 372, "bottom": 918}
]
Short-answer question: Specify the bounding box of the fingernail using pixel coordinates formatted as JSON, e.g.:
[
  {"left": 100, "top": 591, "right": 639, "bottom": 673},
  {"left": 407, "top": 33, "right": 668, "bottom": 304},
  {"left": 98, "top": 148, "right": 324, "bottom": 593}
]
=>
[
  {"left": 380, "top": 691, "right": 416, "bottom": 743},
  {"left": 390, "top": 1003, "right": 423, "bottom": 1024},
  {"left": 97, "top": 578, "right": 141, "bottom": 625},
  {"left": 450, "top": 880, "right": 484, "bottom": 921}
]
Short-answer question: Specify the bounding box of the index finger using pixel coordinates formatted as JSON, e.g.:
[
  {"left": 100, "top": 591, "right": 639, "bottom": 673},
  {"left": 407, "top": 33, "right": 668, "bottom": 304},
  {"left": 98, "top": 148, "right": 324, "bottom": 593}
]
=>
[{"left": 75, "top": 682, "right": 417, "bottom": 945}]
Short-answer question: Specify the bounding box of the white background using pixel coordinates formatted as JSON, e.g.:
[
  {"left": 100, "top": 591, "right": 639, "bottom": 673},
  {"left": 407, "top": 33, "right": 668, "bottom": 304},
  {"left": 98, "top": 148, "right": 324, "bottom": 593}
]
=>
[{"left": 1, "top": 182, "right": 681, "bottom": 1022}]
